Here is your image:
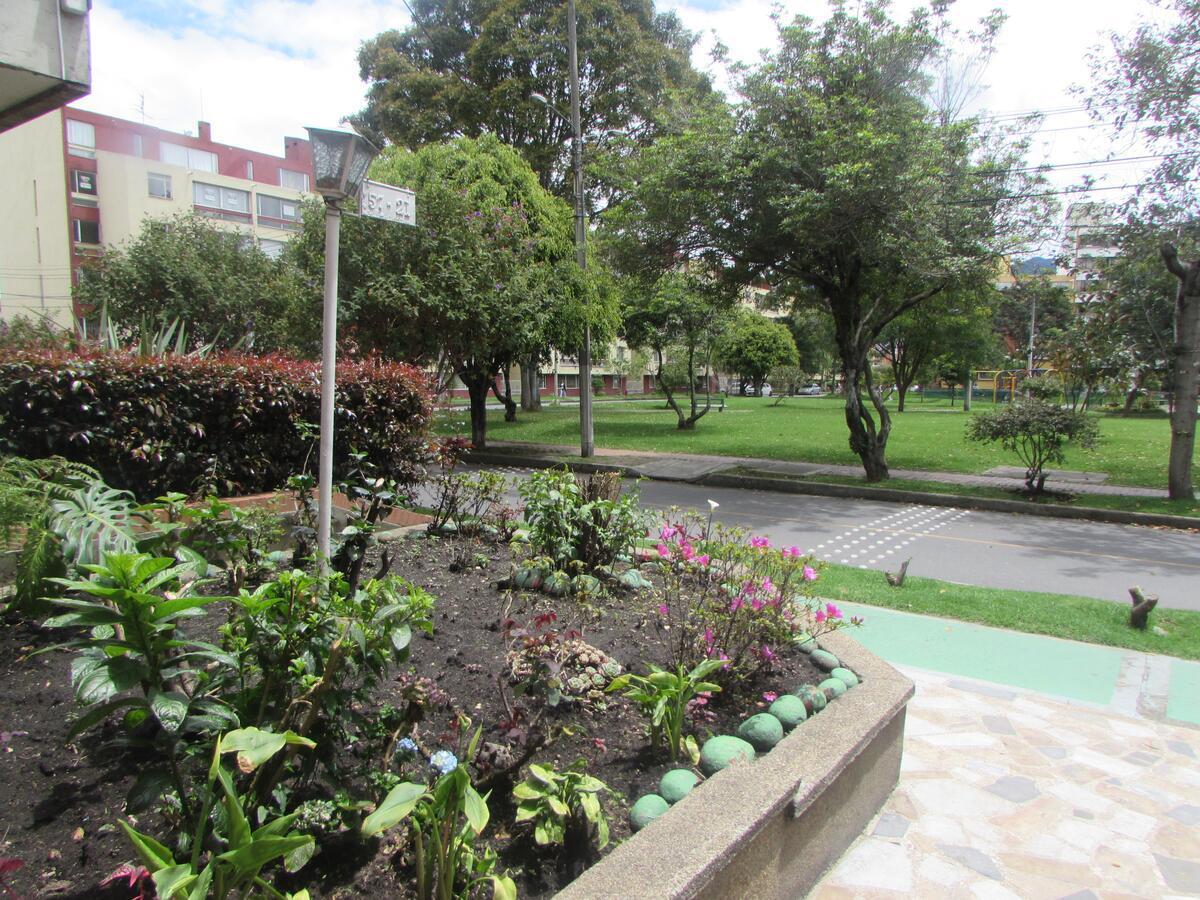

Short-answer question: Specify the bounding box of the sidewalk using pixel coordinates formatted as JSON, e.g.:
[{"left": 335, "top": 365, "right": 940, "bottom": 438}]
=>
[
  {"left": 477, "top": 439, "right": 1169, "bottom": 499},
  {"left": 812, "top": 606, "right": 1200, "bottom": 898}
]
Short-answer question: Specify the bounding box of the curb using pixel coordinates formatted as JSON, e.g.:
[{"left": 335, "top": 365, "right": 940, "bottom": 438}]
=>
[{"left": 467, "top": 448, "right": 1199, "bottom": 532}]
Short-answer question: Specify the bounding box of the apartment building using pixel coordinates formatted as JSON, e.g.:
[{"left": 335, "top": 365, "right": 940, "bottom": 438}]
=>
[{"left": 0, "top": 107, "right": 313, "bottom": 325}]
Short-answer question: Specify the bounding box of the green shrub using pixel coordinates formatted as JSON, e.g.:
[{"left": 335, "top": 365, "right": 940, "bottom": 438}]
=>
[
  {"left": 967, "top": 399, "right": 1100, "bottom": 494},
  {"left": 518, "top": 468, "right": 644, "bottom": 572},
  {"left": 0, "top": 350, "right": 432, "bottom": 500}
]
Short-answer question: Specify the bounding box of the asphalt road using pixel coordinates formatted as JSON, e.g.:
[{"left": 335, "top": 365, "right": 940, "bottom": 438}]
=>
[{"left": 454, "top": 465, "right": 1200, "bottom": 611}]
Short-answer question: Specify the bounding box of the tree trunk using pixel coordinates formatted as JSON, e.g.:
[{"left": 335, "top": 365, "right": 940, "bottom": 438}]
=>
[
  {"left": 519, "top": 360, "right": 542, "bottom": 412},
  {"left": 896, "top": 382, "right": 907, "bottom": 412},
  {"left": 843, "top": 358, "right": 891, "bottom": 481},
  {"left": 1160, "top": 244, "right": 1199, "bottom": 500},
  {"left": 491, "top": 370, "right": 517, "bottom": 422},
  {"left": 464, "top": 373, "right": 490, "bottom": 449},
  {"left": 1123, "top": 370, "right": 1144, "bottom": 414},
  {"left": 963, "top": 377, "right": 973, "bottom": 411}
]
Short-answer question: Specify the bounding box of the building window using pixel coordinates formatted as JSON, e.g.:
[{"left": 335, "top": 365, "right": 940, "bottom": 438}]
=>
[
  {"left": 73, "top": 219, "right": 100, "bottom": 244},
  {"left": 66, "top": 119, "right": 95, "bottom": 158},
  {"left": 132, "top": 134, "right": 143, "bottom": 157},
  {"left": 259, "top": 239, "right": 285, "bottom": 259},
  {"left": 256, "top": 194, "right": 300, "bottom": 224},
  {"left": 559, "top": 374, "right": 580, "bottom": 389},
  {"left": 193, "top": 182, "right": 250, "bottom": 220},
  {"left": 161, "top": 141, "right": 218, "bottom": 172},
  {"left": 148, "top": 172, "right": 172, "bottom": 199},
  {"left": 72, "top": 197, "right": 99, "bottom": 209},
  {"left": 279, "top": 169, "right": 309, "bottom": 191},
  {"left": 246, "top": 160, "right": 254, "bottom": 179},
  {"left": 71, "top": 170, "right": 96, "bottom": 194}
]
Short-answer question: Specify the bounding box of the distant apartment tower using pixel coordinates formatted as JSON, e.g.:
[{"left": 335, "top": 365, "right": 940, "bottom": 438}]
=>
[
  {"left": 0, "top": 107, "right": 313, "bottom": 325},
  {"left": 1065, "top": 201, "right": 1120, "bottom": 301}
]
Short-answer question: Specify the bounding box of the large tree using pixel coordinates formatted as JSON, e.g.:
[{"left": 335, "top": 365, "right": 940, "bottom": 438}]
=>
[
  {"left": 351, "top": 0, "right": 711, "bottom": 198},
  {"left": 291, "top": 135, "right": 613, "bottom": 448},
  {"left": 74, "top": 212, "right": 313, "bottom": 353},
  {"left": 609, "top": 2, "right": 1053, "bottom": 480},
  {"left": 1085, "top": 0, "right": 1200, "bottom": 498}
]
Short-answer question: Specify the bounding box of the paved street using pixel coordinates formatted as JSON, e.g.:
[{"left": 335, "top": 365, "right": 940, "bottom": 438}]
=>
[{"left": 457, "top": 465, "right": 1200, "bottom": 611}]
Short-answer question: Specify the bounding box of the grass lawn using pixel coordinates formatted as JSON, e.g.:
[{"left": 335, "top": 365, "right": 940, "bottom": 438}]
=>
[
  {"left": 436, "top": 395, "right": 1198, "bottom": 489},
  {"left": 817, "top": 563, "right": 1200, "bottom": 661}
]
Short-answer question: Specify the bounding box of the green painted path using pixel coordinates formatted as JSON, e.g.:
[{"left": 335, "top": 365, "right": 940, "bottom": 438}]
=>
[{"left": 840, "top": 602, "right": 1200, "bottom": 726}]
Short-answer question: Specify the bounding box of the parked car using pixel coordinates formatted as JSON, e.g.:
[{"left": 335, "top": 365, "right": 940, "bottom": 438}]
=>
[
  {"left": 798, "top": 384, "right": 822, "bottom": 395},
  {"left": 761, "top": 383, "right": 773, "bottom": 397}
]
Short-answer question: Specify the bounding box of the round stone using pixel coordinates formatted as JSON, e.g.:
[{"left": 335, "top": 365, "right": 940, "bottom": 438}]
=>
[
  {"left": 820, "top": 677, "right": 847, "bottom": 699},
  {"left": 618, "top": 569, "right": 653, "bottom": 591},
  {"left": 699, "top": 735, "right": 756, "bottom": 775},
  {"left": 810, "top": 649, "right": 840, "bottom": 671},
  {"left": 830, "top": 666, "right": 859, "bottom": 689},
  {"left": 793, "top": 684, "right": 827, "bottom": 714},
  {"left": 794, "top": 632, "right": 817, "bottom": 653},
  {"left": 737, "top": 713, "right": 784, "bottom": 752},
  {"left": 629, "top": 794, "right": 670, "bottom": 831},
  {"left": 769, "top": 695, "right": 808, "bottom": 730},
  {"left": 659, "top": 769, "right": 699, "bottom": 804}
]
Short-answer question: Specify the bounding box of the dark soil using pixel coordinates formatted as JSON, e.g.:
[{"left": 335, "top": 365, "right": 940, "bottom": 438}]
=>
[{"left": 0, "top": 534, "right": 826, "bottom": 899}]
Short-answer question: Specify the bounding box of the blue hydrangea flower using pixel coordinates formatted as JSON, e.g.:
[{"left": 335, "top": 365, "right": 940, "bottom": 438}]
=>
[
  {"left": 395, "top": 737, "right": 418, "bottom": 757},
  {"left": 429, "top": 750, "right": 458, "bottom": 776}
]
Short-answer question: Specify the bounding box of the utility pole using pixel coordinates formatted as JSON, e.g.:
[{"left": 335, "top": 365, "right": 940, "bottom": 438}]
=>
[{"left": 568, "top": 0, "right": 593, "bottom": 457}]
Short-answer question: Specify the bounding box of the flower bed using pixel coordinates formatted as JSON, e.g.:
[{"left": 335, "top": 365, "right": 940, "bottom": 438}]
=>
[{"left": 0, "top": 460, "right": 907, "bottom": 898}]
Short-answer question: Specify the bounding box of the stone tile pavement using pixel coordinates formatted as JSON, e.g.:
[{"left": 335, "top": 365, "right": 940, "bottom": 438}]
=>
[{"left": 812, "top": 667, "right": 1200, "bottom": 898}]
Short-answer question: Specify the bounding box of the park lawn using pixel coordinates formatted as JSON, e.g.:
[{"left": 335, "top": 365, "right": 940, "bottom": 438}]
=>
[
  {"left": 817, "top": 563, "right": 1200, "bottom": 661},
  {"left": 435, "top": 395, "right": 1197, "bottom": 488}
]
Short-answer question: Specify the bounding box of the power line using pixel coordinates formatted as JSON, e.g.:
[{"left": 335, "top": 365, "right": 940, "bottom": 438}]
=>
[{"left": 952, "top": 179, "right": 1195, "bottom": 205}]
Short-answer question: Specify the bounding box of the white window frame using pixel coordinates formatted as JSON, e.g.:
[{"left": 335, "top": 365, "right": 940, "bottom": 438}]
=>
[
  {"left": 256, "top": 194, "right": 299, "bottom": 222},
  {"left": 148, "top": 172, "right": 172, "bottom": 199},
  {"left": 161, "top": 141, "right": 218, "bottom": 173},
  {"left": 73, "top": 219, "right": 100, "bottom": 244},
  {"left": 193, "top": 182, "right": 250, "bottom": 217},
  {"left": 279, "top": 168, "right": 309, "bottom": 191},
  {"left": 66, "top": 119, "right": 95, "bottom": 158},
  {"left": 71, "top": 169, "right": 96, "bottom": 195}
]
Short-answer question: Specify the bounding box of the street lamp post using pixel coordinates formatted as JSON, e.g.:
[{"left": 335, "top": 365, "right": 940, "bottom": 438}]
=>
[
  {"left": 533, "top": 0, "right": 593, "bottom": 457},
  {"left": 304, "top": 127, "right": 380, "bottom": 569}
]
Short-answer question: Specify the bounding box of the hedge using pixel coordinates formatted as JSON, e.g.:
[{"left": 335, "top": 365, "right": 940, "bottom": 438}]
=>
[{"left": 0, "top": 351, "right": 433, "bottom": 500}]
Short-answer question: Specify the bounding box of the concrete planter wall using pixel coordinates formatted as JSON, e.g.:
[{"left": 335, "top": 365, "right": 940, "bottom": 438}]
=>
[{"left": 557, "top": 631, "right": 913, "bottom": 900}]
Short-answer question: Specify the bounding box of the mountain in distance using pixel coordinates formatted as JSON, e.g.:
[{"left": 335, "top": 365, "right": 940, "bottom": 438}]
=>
[{"left": 1014, "top": 256, "right": 1057, "bottom": 274}]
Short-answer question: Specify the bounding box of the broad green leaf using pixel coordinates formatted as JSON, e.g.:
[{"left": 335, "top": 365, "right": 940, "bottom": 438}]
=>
[
  {"left": 118, "top": 819, "right": 175, "bottom": 870},
  {"left": 511, "top": 782, "right": 542, "bottom": 801},
  {"left": 547, "top": 796, "right": 569, "bottom": 817},
  {"left": 216, "top": 835, "right": 313, "bottom": 874},
  {"left": 491, "top": 874, "right": 518, "bottom": 900},
  {"left": 220, "top": 727, "right": 314, "bottom": 772},
  {"left": 463, "top": 785, "right": 489, "bottom": 834},
  {"left": 527, "top": 764, "right": 556, "bottom": 785},
  {"left": 284, "top": 837, "right": 316, "bottom": 873},
  {"left": 68, "top": 696, "right": 147, "bottom": 740},
  {"left": 152, "top": 864, "right": 196, "bottom": 899},
  {"left": 361, "top": 783, "right": 425, "bottom": 837},
  {"left": 514, "top": 803, "right": 538, "bottom": 823},
  {"left": 126, "top": 767, "right": 173, "bottom": 813},
  {"left": 390, "top": 625, "right": 412, "bottom": 654},
  {"left": 150, "top": 689, "right": 189, "bottom": 733}
]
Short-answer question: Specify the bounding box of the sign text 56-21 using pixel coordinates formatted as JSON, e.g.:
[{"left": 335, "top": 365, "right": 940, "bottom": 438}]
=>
[{"left": 361, "top": 180, "right": 416, "bottom": 226}]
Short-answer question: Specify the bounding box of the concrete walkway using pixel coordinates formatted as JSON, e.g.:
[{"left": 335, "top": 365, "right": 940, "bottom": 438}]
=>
[
  {"left": 480, "top": 439, "right": 1171, "bottom": 499},
  {"left": 811, "top": 606, "right": 1200, "bottom": 898},
  {"left": 813, "top": 667, "right": 1200, "bottom": 898}
]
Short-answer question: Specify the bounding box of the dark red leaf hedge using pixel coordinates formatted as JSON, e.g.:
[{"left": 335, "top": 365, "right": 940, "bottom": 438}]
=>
[{"left": 0, "top": 350, "right": 433, "bottom": 500}]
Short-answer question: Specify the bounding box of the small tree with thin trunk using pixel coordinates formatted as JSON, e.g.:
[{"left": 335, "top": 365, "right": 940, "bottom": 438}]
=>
[{"left": 967, "top": 399, "right": 1100, "bottom": 496}]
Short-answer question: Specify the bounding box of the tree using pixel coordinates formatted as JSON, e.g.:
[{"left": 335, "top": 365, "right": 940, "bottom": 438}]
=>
[
  {"left": 622, "top": 271, "right": 733, "bottom": 429},
  {"left": 616, "top": 3, "right": 1053, "bottom": 480},
  {"left": 74, "top": 212, "right": 314, "bottom": 353},
  {"left": 967, "top": 399, "right": 1100, "bottom": 496},
  {"left": 1085, "top": 0, "right": 1200, "bottom": 498},
  {"left": 291, "top": 135, "right": 612, "bottom": 448},
  {"left": 786, "top": 307, "right": 838, "bottom": 384},
  {"left": 351, "top": 0, "right": 711, "bottom": 198},
  {"left": 993, "top": 274, "right": 1074, "bottom": 374},
  {"left": 717, "top": 311, "right": 798, "bottom": 396}
]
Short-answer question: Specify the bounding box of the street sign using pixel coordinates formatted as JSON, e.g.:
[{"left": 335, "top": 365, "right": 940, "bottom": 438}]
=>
[{"left": 360, "top": 179, "right": 416, "bottom": 225}]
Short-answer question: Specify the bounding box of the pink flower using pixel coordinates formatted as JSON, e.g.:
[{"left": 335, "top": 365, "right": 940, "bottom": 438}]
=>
[
  {"left": 815, "top": 609, "right": 826, "bottom": 624},
  {"left": 657, "top": 543, "right": 671, "bottom": 558},
  {"left": 751, "top": 597, "right": 765, "bottom": 611},
  {"left": 825, "top": 602, "right": 843, "bottom": 620},
  {"left": 761, "top": 576, "right": 775, "bottom": 595},
  {"left": 782, "top": 545, "right": 800, "bottom": 558},
  {"left": 803, "top": 565, "right": 818, "bottom": 582},
  {"left": 695, "top": 554, "right": 710, "bottom": 566},
  {"left": 750, "top": 535, "right": 771, "bottom": 549},
  {"left": 703, "top": 627, "right": 715, "bottom": 647},
  {"left": 658, "top": 604, "right": 669, "bottom": 617},
  {"left": 730, "top": 597, "right": 744, "bottom": 613},
  {"left": 659, "top": 524, "right": 678, "bottom": 541},
  {"left": 680, "top": 541, "right": 696, "bottom": 561},
  {"left": 759, "top": 644, "right": 776, "bottom": 662},
  {"left": 762, "top": 691, "right": 778, "bottom": 702}
]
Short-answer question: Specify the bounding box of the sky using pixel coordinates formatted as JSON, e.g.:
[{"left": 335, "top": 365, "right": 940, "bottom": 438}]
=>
[{"left": 73, "top": 0, "right": 1165, "bottom": 240}]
